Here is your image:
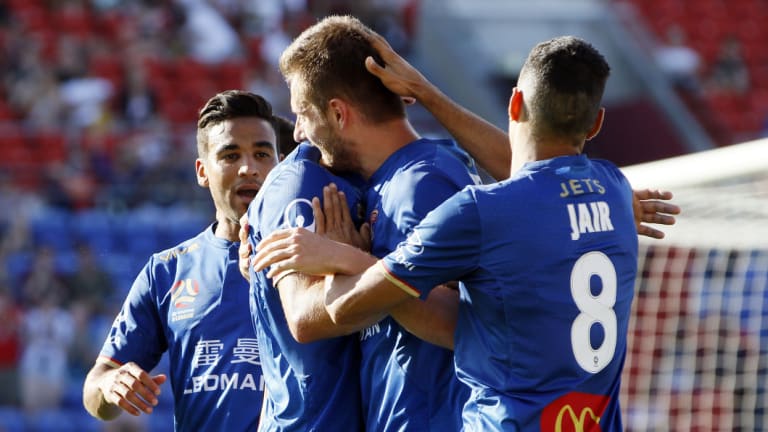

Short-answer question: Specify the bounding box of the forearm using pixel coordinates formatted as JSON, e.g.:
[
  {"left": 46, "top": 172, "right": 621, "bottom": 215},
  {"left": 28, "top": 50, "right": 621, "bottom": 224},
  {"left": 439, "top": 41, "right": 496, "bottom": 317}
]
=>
[
  {"left": 325, "top": 263, "right": 411, "bottom": 327},
  {"left": 414, "top": 82, "right": 511, "bottom": 180},
  {"left": 83, "top": 365, "right": 121, "bottom": 421},
  {"left": 327, "top": 241, "right": 378, "bottom": 275},
  {"left": 389, "top": 285, "right": 458, "bottom": 349},
  {"left": 278, "top": 273, "right": 383, "bottom": 342}
]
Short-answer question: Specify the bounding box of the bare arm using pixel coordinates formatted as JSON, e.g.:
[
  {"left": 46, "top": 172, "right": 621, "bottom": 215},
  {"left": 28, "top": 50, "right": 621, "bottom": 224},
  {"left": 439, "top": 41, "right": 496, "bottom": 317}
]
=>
[
  {"left": 364, "top": 30, "right": 511, "bottom": 180},
  {"left": 274, "top": 271, "right": 384, "bottom": 343},
  {"left": 256, "top": 228, "right": 457, "bottom": 349},
  {"left": 83, "top": 361, "right": 166, "bottom": 420},
  {"left": 366, "top": 31, "right": 683, "bottom": 239},
  {"left": 325, "top": 262, "right": 414, "bottom": 328},
  {"left": 260, "top": 184, "right": 380, "bottom": 343},
  {"left": 389, "top": 285, "right": 458, "bottom": 350}
]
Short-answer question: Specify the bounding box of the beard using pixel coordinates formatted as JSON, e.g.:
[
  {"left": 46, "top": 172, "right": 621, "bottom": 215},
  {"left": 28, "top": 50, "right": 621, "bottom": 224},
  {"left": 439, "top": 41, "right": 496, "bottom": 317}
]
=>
[{"left": 317, "top": 131, "right": 362, "bottom": 175}]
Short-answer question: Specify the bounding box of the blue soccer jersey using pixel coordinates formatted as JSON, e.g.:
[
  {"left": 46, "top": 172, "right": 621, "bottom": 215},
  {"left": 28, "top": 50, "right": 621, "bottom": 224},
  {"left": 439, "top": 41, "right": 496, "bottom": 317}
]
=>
[
  {"left": 360, "top": 138, "right": 480, "bottom": 431},
  {"left": 99, "top": 225, "right": 264, "bottom": 432},
  {"left": 381, "top": 155, "right": 639, "bottom": 431},
  {"left": 247, "top": 143, "right": 364, "bottom": 431}
]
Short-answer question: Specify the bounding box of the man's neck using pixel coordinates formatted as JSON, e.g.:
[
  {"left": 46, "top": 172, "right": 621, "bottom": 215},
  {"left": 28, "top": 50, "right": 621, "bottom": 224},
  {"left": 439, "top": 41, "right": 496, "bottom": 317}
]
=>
[
  {"left": 355, "top": 119, "right": 420, "bottom": 179},
  {"left": 511, "top": 133, "right": 583, "bottom": 174},
  {"left": 214, "top": 213, "right": 240, "bottom": 242}
]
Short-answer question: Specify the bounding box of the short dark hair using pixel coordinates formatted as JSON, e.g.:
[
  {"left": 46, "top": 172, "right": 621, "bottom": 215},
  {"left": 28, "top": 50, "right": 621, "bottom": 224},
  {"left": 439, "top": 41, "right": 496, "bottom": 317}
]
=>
[
  {"left": 274, "top": 114, "right": 299, "bottom": 156},
  {"left": 518, "top": 36, "right": 610, "bottom": 143},
  {"left": 279, "top": 15, "right": 405, "bottom": 123},
  {"left": 196, "top": 90, "right": 276, "bottom": 157}
]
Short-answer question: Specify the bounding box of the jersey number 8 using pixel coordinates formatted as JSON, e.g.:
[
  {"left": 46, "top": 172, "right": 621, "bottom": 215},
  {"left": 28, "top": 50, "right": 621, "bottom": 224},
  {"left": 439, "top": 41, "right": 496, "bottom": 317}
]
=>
[{"left": 570, "top": 251, "right": 617, "bottom": 374}]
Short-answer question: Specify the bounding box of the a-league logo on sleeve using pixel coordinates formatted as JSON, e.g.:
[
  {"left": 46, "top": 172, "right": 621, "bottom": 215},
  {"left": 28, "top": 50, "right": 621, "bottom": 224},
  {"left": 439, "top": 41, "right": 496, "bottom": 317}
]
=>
[{"left": 282, "top": 198, "right": 316, "bottom": 232}]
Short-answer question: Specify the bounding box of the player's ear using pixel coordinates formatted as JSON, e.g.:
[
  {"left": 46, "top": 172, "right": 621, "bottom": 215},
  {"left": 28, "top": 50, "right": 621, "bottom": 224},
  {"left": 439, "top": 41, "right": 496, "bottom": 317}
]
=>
[
  {"left": 328, "top": 98, "right": 347, "bottom": 129},
  {"left": 508, "top": 88, "right": 523, "bottom": 122},
  {"left": 586, "top": 108, "right": 605, "bottom": 141},
  {"left": 195, "top": 159, "right": 209, "bottom": 187}
]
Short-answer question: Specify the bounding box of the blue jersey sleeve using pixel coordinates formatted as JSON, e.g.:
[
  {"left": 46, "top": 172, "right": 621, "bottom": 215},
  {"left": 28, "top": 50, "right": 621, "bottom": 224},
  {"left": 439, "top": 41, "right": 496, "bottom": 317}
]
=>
[
  {"left": 369, "top": 159, "right": 478, "bottom": 257},
  {"left": 382, "top": 188, "right": 483, "bottom": 299},
  {"left": 99, "top": 260, "right": 167, "bottom": 371},
  {"left": 248, "top": 160, "right": 361, "bottom": 243}
]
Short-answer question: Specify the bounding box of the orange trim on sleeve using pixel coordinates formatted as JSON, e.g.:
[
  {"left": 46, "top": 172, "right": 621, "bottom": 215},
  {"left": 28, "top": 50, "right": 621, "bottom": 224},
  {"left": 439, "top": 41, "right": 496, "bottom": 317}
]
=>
[
  {"left": 96, "top": 355, "right": 123, "bottom": 369},
  {"left": 376, "top": 261, "right": 421, "bottom": 298}
]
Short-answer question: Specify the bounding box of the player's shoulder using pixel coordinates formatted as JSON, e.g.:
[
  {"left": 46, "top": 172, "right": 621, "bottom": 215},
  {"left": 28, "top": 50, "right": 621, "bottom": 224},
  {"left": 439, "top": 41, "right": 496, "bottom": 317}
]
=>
[
  {"left": 148, "top": 227, "right": 211, "bottom": 267},
  {"left": 266, "top": 152, "right": 333, "bottom": 189},
  {"left": 407, "top": 138, "right": 472, "bottom": 166},
  {"left": 396, "top": 138, "right": 478, "bottom": 181}
]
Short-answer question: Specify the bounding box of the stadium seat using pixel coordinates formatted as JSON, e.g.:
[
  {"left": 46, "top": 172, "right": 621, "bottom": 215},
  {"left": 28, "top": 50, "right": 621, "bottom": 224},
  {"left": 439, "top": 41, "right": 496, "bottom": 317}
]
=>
[
  {"left": 73, "top": 209, "right": 117, "bottom": 254},
  {"left": 29, "top": 207, "right": 75, "bottom": 253},
  {"left": 24, "top": 409, "right": 76, "bottom": 432},
  {"left": 0, "top": 407, "right": 25, "bottom": 432},
  {"left": 32, "top": 132, "right": 68, "bottom": 164},
  {"left": 4, "top": 250, "right": 33, "bottom": 295}
]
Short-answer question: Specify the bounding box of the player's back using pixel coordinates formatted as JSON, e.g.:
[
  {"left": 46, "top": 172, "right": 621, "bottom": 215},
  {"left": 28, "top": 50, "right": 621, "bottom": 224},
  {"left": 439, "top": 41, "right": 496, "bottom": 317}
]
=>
[
  {"left": 457, "top": 154, "right": 638, "bottom": 430},
  {"left": 246, "top": 143, "right": 364, "bottom": 431}
]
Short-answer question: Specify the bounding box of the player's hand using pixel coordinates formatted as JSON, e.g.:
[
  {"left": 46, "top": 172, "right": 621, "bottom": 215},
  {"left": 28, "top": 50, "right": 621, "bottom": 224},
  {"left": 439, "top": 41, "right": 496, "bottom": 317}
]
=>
[
  {"left": 98, "top": 362, "right": 167, "bottom": 416},
  {"left": 364, "top": 30, "right": 426, "bottom": 104},
  {"left": 314, "top": 183, "right": 371, "bottom": 252},
  {"left": 632, "top": 189, "right": 681, "bottom": 239},
  {"left": 238, "top": 213, "right": 252, "bottom": 281},
  {"left": 254, "top": 227, "right": 346, "bottom": 279}
]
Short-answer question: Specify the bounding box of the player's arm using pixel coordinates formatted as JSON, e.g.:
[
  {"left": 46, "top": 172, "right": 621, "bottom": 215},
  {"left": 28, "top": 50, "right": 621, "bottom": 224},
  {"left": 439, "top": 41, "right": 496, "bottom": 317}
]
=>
[
  {"left": 274, "top": 272, "right": 385, "bottom": 342},
  {"left": 364, "top": 30, "right": 510, "bottom": 181},
  {"left": 324, "top": 262, "right": 415, "bottom": 328},
  {"left": 83, "top": 360, "right": 167, "bottom": 420},
  {"left": 256, "top": 227, "right": 457, "bottom": 349},
  {"left": 263, "top": 185, "right": 382, "bottom": 343},
  {"left": 365, "top": 32, "right": 682, "bottom": 238},
  {"left": 255, "top": 222, "right": 384, "bottom": 343},
  {"left": 388, "top": 285, "right": 458, "bottom": 349}
]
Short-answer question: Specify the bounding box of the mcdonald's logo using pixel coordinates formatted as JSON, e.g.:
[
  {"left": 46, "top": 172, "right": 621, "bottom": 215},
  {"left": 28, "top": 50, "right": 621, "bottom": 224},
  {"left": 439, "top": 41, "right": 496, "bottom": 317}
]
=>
[{"left": 540, "top": 392, "right": 609, "bottom": 432}]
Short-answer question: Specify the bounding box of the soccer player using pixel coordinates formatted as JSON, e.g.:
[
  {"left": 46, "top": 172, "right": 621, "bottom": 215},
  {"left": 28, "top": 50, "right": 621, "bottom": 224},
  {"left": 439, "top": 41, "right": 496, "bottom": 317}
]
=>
[
  {"left": 82, "top": 90, "right": 280, "bottom": 431},
  {"left": 244, "top": 139, "right": 367, "bottom": 431},
  {"left": 255, "top": 36, "right": 641, "bottom": 430},
  {"left": 244, "top": 15, "right": 475, "bottom": 431}
]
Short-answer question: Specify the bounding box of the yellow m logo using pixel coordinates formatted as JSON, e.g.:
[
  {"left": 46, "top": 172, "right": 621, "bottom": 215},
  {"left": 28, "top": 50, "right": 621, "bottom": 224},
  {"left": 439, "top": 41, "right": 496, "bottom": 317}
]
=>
[{"left": 555, "top": 404, "right": 601, "bottom": 432}]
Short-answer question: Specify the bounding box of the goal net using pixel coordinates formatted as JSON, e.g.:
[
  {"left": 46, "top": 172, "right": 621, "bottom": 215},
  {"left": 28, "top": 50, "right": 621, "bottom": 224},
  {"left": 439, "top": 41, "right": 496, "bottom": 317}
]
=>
[{"left": 618, "top": 138, "right": 768, "bottom": 431}]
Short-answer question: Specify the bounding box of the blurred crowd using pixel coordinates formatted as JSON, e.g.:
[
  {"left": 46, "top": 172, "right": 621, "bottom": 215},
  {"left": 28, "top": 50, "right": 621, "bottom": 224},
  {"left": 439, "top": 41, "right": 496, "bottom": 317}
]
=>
[
  {"left": 0, "top": 0, "right": 418, "bottom": 428},
  {"left": 634, "top": 0, "right": 768, "bottom": 144}
]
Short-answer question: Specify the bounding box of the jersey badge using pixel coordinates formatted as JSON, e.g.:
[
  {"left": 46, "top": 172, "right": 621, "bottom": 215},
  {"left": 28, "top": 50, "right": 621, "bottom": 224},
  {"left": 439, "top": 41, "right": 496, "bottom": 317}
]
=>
[
  {"left": 540, "top": 391, "right": 609, "bottom": 432},
  {"left": 170, "top": 278, "right": 200, "bottom": 322}
]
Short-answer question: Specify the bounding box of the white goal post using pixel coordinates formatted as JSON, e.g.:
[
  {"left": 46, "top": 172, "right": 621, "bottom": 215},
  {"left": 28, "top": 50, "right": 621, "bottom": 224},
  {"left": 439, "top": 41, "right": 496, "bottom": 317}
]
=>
[{"left": 621, "top": 138, "right": 768, "bottom": 249}]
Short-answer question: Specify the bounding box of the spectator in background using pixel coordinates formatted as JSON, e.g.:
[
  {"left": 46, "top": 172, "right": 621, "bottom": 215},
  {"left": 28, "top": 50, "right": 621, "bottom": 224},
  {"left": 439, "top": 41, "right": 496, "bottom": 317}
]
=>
[
  {"left": 707, "top": 35, "right": 750, "bottom": 95},
  {"left": 0, "top": 282, "right": 22, "bottom": 407},
  {"left": 19, "top": 281, "right": 74, "bottom": 413},
  {"left": 176, "top": 0, "right": 243, "bottom": 63},
  {"left": 65, "top": 243, "right": 116, "bottom": 316},
  {"left": 654, "top": 24, "right": 702, "bottom": 94},
  {"left": 114, "top": 65, "right": 158, "bottom": 130},
  {"left": 19, "top": 247, "right": 68, "bottom": 308}
]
